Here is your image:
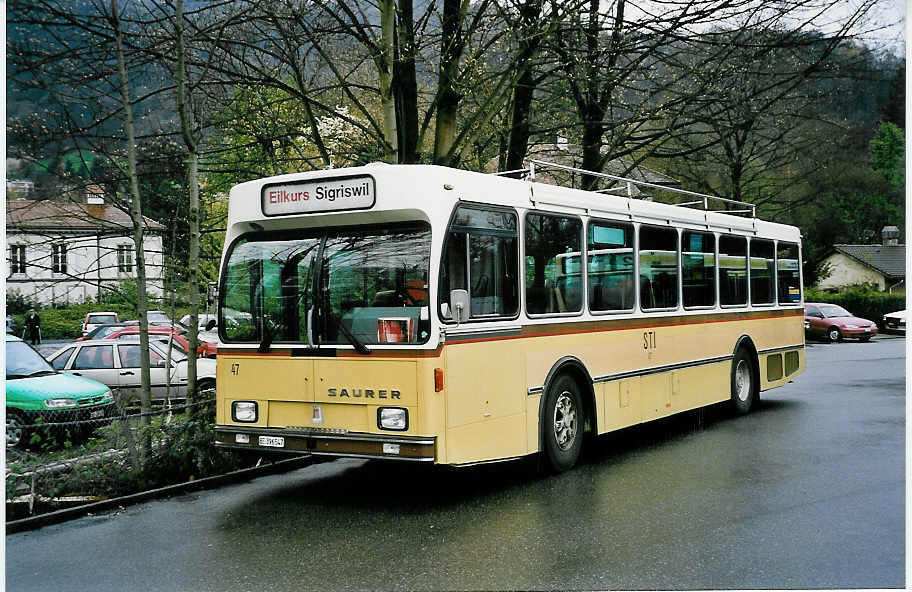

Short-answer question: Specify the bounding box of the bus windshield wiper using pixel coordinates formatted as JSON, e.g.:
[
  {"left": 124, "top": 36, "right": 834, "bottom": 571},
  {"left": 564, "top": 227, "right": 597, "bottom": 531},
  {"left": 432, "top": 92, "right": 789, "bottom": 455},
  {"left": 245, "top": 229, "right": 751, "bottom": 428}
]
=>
[
  {"left": 332, "top": 311, "right": 372, "bottom": 355},
  {"left": 257, "top": 323, "right": 275, "bottom": 354}
]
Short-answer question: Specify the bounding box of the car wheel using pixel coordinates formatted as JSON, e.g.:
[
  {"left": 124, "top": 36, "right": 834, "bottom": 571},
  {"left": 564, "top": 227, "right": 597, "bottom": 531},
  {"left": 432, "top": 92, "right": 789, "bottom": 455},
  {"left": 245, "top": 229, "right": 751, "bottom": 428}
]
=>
[
  {"left": 6, "top": 411, "right": 28, "bottom": 449},
  {"left": 827, "top": 327, "right": 841, "bottom": 343},
  {"left": 730, "top": 348, "right": 758, "bottom": 415},
  {"left": 542, "top": 374, "right": 584, "bottom": 473}
]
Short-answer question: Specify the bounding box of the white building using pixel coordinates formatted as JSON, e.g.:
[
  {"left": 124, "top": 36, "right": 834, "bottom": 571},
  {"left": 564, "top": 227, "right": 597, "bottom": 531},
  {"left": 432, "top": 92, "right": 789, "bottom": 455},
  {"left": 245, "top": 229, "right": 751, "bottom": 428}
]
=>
[
  {"left": 6, "top": 197, "right": 165, "bottom": 305},
  {"left": 816, "top": 227, "right": 905, "bottom": 292}
]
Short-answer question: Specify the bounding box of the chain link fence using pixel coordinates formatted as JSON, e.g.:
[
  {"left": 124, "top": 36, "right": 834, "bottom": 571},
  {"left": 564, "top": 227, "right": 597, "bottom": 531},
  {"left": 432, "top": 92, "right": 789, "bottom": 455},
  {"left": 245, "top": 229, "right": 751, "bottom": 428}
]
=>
[{"left": 6, "top": 385, "right": 252, "bottom": 520}]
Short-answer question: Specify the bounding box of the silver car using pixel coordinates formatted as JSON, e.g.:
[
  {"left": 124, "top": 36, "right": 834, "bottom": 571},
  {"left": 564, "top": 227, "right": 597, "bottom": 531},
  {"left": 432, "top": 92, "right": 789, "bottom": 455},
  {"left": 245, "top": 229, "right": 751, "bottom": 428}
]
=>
[{"left": 47, "top": 339, "right": 216, "bottom": 404}]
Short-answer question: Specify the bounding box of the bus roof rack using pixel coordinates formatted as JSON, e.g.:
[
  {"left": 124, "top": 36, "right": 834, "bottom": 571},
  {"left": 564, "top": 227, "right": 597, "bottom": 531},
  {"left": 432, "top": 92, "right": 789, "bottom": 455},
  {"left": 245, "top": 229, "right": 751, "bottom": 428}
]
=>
[{"left": 494, "top": 159, "right": 756, "bottom": 218}]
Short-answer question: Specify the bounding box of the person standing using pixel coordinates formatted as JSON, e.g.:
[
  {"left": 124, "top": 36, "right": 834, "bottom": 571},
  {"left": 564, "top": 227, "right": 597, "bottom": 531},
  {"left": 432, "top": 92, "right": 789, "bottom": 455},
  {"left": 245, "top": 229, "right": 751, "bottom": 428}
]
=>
[{"left": 24, "top": 308, "right": 41, "bottom": 345}]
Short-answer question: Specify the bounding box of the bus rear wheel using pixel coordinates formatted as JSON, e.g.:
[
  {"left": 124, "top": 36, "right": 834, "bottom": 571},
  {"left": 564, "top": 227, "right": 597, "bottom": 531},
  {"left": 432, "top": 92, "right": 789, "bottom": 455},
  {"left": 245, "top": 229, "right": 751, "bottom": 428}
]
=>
[
  {"left": 730, "top": 348, "right": 758, "bottom": 415},
  {"left": 542, "top": 374, "right": 584, "bottom": 473}
]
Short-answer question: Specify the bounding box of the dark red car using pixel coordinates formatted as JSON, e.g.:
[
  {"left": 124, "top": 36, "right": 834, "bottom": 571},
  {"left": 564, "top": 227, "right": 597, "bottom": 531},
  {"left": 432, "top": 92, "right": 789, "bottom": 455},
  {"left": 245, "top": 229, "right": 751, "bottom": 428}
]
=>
[
  {"left": 101, "top": 326, "right": 217, "bottom": 358},
  {"left": 804, "top": 302, "right": 878, "bottom": 342}
]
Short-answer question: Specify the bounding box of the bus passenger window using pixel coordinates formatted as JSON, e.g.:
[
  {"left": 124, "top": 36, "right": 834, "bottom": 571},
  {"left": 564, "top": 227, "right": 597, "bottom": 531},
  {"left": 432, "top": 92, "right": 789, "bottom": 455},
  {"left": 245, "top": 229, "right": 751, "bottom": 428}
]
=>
[
  {"left": 777, "top": 242, "right": 801, "bottom": 304},
  {"left": 639, "top": 225, "right": 678, "bottom": 310},
  {"left": 587, "top": 220, "right": 634, "bottom": 312},
  {"left": 682, "top": 231, "right": 715, "bottom": 308},
  {"left": 719, "top": 235, "right": 747, "bottom": 306},
  {"left": 525, "top": 213, "right": 583, "bottom": 315},
  {"left": 440, "top": 205, "right": 518, "bottom": 320},
  {"left": 750, "top": 239, "right": 775, "bottom": 305}
]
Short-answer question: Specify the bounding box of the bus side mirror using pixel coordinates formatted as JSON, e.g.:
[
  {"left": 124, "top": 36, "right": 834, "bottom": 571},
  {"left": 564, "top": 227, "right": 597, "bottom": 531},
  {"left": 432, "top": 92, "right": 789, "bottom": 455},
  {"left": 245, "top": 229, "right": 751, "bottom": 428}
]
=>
[{"left": 450, "top": 289, "right": 469, "bottom": 324}]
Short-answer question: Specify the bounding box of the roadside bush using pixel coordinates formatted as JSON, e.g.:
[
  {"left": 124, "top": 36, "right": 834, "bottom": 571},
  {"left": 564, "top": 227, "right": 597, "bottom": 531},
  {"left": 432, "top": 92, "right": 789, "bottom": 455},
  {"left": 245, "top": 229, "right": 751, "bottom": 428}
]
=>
[
  {"left": 13, "top": 303, "right": 137, "bottom": 340},
  {"left": 806, "top": 285, "right": 905, "bottom": 327}
]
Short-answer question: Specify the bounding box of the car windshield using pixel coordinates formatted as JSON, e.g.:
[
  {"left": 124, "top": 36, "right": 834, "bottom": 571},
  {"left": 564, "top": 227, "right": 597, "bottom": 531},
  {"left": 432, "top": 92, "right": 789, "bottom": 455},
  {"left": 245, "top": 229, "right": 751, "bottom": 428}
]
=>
[
  {"left": 89, "top": 314, "right": 117, "bottom": 324},
  {"left": 819, "top": 304, "right": 851, "bottom": 317},
  {"left": 220, "top": 223, "right": 432, "bottom": 346},
  {"left": 92, "top": 325, "right": 123, "bottom": 339},
  {"left": 6, "top": 341, "right": 55, "bottom": 379}
]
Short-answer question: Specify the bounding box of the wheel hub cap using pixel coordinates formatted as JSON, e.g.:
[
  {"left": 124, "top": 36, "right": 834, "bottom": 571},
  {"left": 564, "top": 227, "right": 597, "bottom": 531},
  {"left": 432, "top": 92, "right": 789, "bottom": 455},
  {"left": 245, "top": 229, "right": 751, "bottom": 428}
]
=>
[
  {"left": 553, "top": 392, "right": 577, "bottom": 451},
  {"left": 735, "top": 360, "right": 751, "bottom": 402},
  {"left": 6, "top": 417, "right": 23, "bottom": 447}
]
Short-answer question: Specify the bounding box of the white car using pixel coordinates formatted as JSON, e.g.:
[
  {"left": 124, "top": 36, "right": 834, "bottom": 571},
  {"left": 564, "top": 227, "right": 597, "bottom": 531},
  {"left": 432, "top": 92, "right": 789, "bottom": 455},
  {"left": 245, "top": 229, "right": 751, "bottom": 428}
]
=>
[
  {"left": 883, "top": 310, "right": 906, "bottom": 333},
  {"left": 82, "top": 311, "right": 119, "bottom": 336},
  {"left": 180, "top": 313, "right": 218, "bottom": 332},
  {"left": 47, "top": 339, "right": 216, "bottom": 403}
]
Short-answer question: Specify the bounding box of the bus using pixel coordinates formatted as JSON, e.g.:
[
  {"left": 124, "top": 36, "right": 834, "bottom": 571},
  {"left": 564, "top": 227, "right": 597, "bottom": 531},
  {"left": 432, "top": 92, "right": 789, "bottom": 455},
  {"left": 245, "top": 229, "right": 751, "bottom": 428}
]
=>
[{"left": 213, "top": 161, "right": 805, "bottom": 472}]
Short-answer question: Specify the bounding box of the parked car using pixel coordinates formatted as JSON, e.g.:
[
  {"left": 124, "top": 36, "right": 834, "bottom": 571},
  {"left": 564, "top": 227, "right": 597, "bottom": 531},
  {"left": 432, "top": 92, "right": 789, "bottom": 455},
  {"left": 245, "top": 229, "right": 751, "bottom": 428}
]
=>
[
  {"left": 77, "top": 321, "right": 139, "bottom": 342},
  {"left": 882, "top": 309, "right": 906, "bottom": 333},
  {"left": 82, "top": 311, "right": 119, "bottom": 336},
  {"left": 6, "top": 334, "right": 115, "bottom": 448},
  {"left": 6, "top": 315, "right": 19, "bottom": 335},
  {"left": 104, "top": 325, "right": 217, "bottom": 358},
  {"left": 47, "top": 339, "right": 216, "bottom": 405},
  {"left": 804, "top": 302, "right": 878, "bottom": 342},
  {"left": 147, "top": 310, "right": 174, "bottom": 326},
  {"left": 180, "top": 313, "right": 217, "bottom": 332}
]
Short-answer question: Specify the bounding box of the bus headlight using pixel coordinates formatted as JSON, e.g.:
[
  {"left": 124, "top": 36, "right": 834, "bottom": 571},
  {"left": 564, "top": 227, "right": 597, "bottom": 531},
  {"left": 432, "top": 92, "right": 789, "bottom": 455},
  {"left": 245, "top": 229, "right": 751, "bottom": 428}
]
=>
[
  {"left": 232, "top": 401, "right": 258, "bottom": 423},
  {"left": 377, "top": 407, "right": 408, "bottom": 431}
]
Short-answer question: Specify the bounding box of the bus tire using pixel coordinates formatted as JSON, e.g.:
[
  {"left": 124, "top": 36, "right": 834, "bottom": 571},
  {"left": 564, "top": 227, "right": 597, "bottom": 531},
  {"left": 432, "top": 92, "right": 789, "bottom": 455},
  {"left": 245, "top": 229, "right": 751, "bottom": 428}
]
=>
[
  {"left": 730, "top": 347, "right": 758, "bottom": 415},
  {"left": 542, "top": 374, "right": 584, "bottom": 472}
]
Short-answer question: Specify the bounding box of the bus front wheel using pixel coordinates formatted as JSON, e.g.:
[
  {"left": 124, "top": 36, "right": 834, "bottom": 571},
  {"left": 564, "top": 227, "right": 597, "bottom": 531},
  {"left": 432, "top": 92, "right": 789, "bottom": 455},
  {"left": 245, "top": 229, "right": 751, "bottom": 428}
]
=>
[
  {"left": 542, "top": 374, "right": 584, "bottom": 472},
  {"left": 730, "top": 348, "right": 758, "bottom": 415}
]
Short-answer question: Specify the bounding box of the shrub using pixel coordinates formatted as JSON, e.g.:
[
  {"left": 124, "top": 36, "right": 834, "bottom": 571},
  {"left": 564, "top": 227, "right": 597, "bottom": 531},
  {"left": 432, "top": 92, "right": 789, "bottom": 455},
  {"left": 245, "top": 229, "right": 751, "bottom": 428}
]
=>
[{"left": 805, "top": 285, "right": 905, "bottom": 327}]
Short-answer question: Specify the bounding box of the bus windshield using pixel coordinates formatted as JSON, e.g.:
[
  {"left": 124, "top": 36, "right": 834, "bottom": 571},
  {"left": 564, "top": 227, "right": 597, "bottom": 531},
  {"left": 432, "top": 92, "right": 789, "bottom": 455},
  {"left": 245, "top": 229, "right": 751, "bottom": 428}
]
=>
[{"left": 220, "top": 223, "right": 432, "bottom": 347}]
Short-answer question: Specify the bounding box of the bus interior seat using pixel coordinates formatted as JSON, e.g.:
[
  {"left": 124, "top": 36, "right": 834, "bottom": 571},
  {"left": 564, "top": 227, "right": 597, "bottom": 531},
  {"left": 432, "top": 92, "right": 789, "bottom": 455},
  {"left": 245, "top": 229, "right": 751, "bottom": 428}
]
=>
[
  {"left": 545, "top": 279, "right": 566, "bottom": 313},
  {"left": 640, "top": 277, "right": 654, "bottom": 310}
]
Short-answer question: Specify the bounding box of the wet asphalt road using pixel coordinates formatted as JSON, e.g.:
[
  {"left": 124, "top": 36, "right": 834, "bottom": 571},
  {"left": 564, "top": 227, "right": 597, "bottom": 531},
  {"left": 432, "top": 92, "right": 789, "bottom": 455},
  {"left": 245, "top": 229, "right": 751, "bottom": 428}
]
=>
[{"left": 7, "top": 336, "right": 906, "bottom": 591}]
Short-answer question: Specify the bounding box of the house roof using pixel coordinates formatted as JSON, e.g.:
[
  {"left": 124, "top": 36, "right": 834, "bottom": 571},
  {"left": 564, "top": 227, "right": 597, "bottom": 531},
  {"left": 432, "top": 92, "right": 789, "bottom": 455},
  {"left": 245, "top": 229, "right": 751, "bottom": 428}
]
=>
[
  {"left": 7, "top": 199, "right": 164, "bottom": 232},
  {"left": 833, "top": 244, "right": 906, "bottom": 278}
]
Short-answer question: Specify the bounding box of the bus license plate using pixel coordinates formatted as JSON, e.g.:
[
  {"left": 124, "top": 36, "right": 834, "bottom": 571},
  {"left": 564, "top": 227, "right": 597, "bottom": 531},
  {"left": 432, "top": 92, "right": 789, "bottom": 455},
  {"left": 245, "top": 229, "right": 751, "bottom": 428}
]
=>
[{"left": 258, "top": 436, "right": 285, "bottom": 448}]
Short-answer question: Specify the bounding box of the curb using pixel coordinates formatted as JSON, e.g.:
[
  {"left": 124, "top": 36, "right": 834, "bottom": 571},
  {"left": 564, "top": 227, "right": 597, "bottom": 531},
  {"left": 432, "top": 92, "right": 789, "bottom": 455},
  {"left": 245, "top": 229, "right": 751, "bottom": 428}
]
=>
[{"left": 6, "top": 455, "right": 313, "bottom": 534}]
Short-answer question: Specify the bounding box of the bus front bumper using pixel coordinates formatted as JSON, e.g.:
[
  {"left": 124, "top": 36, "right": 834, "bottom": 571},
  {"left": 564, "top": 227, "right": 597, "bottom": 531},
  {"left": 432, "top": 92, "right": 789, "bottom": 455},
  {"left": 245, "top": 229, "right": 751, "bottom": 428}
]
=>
[{"left": 214, "top": 426, "right": 436, "bottom": 462}]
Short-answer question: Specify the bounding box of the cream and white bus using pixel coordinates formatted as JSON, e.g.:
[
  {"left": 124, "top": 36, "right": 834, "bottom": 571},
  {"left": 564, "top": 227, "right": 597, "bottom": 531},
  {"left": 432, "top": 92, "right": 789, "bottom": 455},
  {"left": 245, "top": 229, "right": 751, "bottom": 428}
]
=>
[{"left": 213, "top": 161, "right": 804, "bottom": 472}]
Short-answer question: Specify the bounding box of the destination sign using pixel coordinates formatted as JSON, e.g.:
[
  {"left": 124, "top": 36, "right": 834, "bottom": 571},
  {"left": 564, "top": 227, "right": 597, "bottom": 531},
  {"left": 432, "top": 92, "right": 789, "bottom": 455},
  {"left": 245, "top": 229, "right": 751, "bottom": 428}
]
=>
[{"left": 261, "top": 175, "right": 375, "bottom": 216}]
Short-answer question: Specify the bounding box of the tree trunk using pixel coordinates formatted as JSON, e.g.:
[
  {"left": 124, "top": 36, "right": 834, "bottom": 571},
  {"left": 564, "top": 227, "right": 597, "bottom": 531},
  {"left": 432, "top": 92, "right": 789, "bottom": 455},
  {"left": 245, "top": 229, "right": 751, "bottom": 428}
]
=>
[
  {"left": 505, "top": 0, "right": 544, "bottom": 172},
  {"left": 112, "top": 0, "right": 152, "bottom": 461},
  {"left": 395, "top": 0, "right": 419, "bottom": 163},
  {"left": 176, "top": 0, "right": 200, "bottom": 419},
  {"left": 378, "top": 0, "right": 398, "bottom": 162},
  {"left": 433, "top": 0, "right": 465, "bottom": 165}
]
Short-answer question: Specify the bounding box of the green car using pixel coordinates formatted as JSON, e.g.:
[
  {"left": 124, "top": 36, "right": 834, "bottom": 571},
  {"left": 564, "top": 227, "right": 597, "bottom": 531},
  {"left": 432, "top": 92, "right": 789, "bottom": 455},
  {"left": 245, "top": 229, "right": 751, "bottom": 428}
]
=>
[{"left": 6, "top": 334, "right": 115, "bottom": 448}]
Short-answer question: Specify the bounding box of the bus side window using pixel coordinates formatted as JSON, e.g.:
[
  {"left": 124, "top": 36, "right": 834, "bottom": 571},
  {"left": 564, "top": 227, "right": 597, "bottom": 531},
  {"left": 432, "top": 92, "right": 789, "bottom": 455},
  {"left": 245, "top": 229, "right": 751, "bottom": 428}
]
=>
[
  {"left": 439, "top": 205, "right": 518, "bottom": 321},
  {"left": 587, "top": 220, "right": 634, "bottom": 312},
  {"left": 719, "top": 235, "right": 747, "bottom": 306},
  {"left": 639, "top": 225, "right": 679, "bottom": 310},
  {"left": 776, "top": 242, "right": 801, "bottom": 304},
  {"left": 525, "top": 213, "right": 583, "bottom": 315},
  {"left": 750, "top": 239, "right": 775, "bottom": 305},
  {"left": 682, "top": 230, "right": 715, "bottom": 308}
]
